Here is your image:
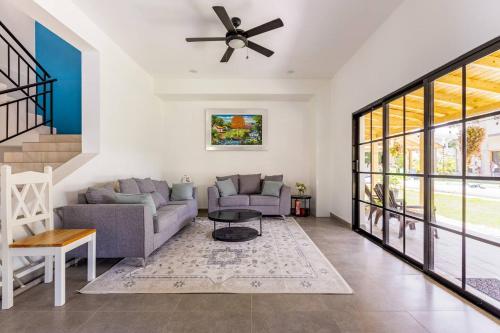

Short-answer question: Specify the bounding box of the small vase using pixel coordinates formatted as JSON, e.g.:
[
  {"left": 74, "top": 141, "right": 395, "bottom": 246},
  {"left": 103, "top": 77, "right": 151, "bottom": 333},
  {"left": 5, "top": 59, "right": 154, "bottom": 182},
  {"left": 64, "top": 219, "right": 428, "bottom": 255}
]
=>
[{"left": 298, "top": 190, "right": 305, "bottom": 196}]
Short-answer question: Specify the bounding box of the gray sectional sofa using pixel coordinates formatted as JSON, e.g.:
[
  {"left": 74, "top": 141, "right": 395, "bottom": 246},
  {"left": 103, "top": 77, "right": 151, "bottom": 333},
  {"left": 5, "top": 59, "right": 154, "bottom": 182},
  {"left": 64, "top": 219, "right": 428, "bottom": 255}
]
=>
[
  {"left": 208, "top": 174, "right": 291, "bottom": 216},
  {"left": 61, "top": 178, "right": 197, "bottom": 261}
]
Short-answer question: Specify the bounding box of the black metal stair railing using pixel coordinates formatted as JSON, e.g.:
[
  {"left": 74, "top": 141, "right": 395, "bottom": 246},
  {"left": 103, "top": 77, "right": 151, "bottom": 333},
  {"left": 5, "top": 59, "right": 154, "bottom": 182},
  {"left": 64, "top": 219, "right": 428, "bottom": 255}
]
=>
[
  {"left": 0, "top": 20, "right": 56, "bottom": 143},
  {"left": 0, "top": 80, "right": 56, "bottom": 143}
]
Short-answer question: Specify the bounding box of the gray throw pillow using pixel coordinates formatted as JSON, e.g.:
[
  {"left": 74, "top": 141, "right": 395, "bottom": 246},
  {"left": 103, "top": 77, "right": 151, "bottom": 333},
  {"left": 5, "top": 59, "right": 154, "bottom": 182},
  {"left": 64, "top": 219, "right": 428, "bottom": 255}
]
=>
[
  {"left": 111, "top": 193, "right": 157, "bottom": 216},
  {"left": 264, "top": 174, "right": 284, "bottom": 182},
  {"left": 261, "top": 180, "right": 283, "bottom": 197},
  {"left": 135, "top": 178, "right": 156, "bottom": 193},
  {"left": 171, "top": 183, "right": 194, "bottom": 201},
  {"left": 150, "top": 191, "right": 167, "bottom": 208},
  {"left": 118, "top": 178, "right": 140, "bottom": 194},
  {"left": 239, "top": 174, "right": 261, "bottom": 194},
  {"left": 85, "top": 184, "right": 115, "bottom": 204},
  {"left": 152, "top": 180, "right": 170, "bottom": 203},
  {"left": 216, "top": 175, "right": 239, "bottom": 193},
  {"left": 216, "top": 179, "right": 237, "bottom": 197}
]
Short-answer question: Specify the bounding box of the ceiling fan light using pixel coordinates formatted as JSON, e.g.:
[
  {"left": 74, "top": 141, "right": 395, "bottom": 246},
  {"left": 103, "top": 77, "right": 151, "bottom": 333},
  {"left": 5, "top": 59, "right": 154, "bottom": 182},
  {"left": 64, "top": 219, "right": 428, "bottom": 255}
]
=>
[{"left": 228, "top": 38, "right": 246, "bottom": 49}]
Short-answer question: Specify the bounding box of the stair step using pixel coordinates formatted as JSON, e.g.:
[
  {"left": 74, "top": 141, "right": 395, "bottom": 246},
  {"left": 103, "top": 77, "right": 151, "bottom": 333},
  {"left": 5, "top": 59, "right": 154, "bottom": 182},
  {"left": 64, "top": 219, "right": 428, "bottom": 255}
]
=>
[
  {"left": 3, "top": 151, "right": 79, "bottom": 163},
  {"left": 0, "top": 162, "right": 62, "bottom": 173},
  {"left": 38, "top": 134, "right": 81, "bottom": 143},
  {"left": 22, "top": 142, "right": 81, "bottom": 152}
]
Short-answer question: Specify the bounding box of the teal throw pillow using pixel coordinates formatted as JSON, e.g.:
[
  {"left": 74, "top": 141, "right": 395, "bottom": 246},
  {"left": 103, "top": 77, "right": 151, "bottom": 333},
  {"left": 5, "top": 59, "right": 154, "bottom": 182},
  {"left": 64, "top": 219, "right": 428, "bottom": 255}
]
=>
[
  {"left": 261, "top": 181, "right": 283, "bottom": 197},
  {"left": 111, "top": 193, "right": 157, "bottom": 215},
  {"left": 216, "top": 178, "right": 237, "bottom": 197},
  {"left": 171, "top": 183, "right": 194, "bottom": 201}
]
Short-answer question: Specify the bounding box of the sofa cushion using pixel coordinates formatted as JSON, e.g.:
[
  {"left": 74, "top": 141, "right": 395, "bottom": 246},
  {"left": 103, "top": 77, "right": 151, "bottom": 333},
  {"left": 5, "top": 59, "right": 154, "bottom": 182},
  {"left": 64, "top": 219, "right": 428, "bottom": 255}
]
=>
[
  {"left": 261, "top": 181, "right": 283, "bottom": 197},
  {"left": 250, "top": 194, "right": 280, "bottom": 206},
  {"left": 151, "top": 191, "right": 167, "bottom": 208},
  {"left": 219, "top": 195, "right": 250, "bottom": 207},
  {"left": 135, "top": 178, "right": 156, "bottom": 193},
  {"left": 154, "top": 205, "right": 179, "bottom": 233},
  {"left": 111, "top": 193, "right": 157, "bottom": 216},
  {"left": 264, "top": 174, "right": 284, "bottom": 182},
  {"left": 85, "top": 184, "right": 115, "bottom": 204},
  {"left": 216, "top": 178, "right": 237, "bottom": 197},
  {"left": 153, "top": 180, "right": 170, "bottom": 203},
  {"left": 168, "top": 199, "right": 197, "bottom": 222},
  {"left": 216, "top": 175, "right": 239, "bottom": 193},
  {"left": 171, "top": 183, "right": 194, "bottom": 201},
  {"left": 119, "top": 178, "right": 140, "bottom": 194},
  {"left": 239, "top": 174, "right": 261, "bottom": 194}
]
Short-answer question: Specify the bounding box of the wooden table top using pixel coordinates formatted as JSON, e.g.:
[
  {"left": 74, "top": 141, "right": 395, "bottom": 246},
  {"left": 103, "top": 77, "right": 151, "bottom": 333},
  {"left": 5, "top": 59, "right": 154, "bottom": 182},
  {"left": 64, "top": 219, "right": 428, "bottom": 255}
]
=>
[{"left": 10, "top": 229, "right": 96, "bottom": 248}]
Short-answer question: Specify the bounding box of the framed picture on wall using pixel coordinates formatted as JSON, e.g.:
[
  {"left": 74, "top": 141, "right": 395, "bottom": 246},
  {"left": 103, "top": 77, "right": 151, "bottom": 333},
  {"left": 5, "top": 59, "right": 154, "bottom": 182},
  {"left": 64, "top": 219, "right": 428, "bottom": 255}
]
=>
[{"left": 206, "top": 109, "right": 268, "bottom": 151}]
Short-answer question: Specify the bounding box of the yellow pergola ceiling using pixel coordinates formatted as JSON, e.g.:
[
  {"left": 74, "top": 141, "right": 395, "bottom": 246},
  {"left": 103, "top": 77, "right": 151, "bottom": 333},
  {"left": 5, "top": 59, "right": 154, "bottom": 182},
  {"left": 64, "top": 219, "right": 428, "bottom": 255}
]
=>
[{"left": 362, "top": 49, "right": 500, "bottom": 141}]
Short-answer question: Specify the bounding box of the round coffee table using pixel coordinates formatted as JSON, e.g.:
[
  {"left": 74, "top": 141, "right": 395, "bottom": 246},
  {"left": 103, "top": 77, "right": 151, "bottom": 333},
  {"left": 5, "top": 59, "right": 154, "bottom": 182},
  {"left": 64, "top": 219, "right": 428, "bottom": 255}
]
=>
[{"left": 208, "top": 209, "right": 262, "bottom": 242}]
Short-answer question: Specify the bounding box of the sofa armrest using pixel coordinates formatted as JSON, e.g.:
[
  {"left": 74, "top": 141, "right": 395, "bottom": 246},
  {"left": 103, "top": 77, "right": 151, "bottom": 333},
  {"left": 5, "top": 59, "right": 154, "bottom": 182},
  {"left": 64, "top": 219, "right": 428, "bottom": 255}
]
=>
[
  {"left": 62, "top": 204, "right": 154, "bottom": 259},
  {"left": 279, "top": 185, "right": 291, "bottom": 216},
  {"left": 207, "top": 185, "right": 220, "bottom": 213}
]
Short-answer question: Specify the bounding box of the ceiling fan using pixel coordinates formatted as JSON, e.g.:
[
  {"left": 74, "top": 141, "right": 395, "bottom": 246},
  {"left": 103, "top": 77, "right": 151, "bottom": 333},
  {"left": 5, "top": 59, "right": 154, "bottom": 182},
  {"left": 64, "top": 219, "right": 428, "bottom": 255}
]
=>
[{"left": 186, "top": 6, "right": 284, "bottom": 63}]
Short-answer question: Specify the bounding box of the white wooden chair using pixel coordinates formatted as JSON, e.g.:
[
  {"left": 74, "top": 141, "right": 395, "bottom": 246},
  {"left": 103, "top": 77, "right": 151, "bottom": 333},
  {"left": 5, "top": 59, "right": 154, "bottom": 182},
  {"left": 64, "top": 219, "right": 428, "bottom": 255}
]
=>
[{"left": 1, "top": 165, "right": 96, "bottom": 309}]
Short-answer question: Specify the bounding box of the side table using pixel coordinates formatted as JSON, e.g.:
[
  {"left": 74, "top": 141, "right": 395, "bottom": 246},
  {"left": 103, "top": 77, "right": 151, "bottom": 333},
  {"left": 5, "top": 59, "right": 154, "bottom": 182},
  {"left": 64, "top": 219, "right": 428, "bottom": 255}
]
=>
[{"left": 291, "top": 195, "right": 312, "bottom": 217}]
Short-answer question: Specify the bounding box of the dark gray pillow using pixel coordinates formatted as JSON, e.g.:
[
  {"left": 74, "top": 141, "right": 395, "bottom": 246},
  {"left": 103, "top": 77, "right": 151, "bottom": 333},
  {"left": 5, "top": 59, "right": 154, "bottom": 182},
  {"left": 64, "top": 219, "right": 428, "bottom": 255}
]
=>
[
  {"left": 85, "top": 184, "right": 115, "bottom": 204},
  {"left": 239, "top": 174, "right": 261, "bottom": 194},
  {"left": 216, "top": 179, "right": 237, "bottom": 197},
  {"left": 150, "top": 191, "right": 167, "bottom": 208},
  {"left": 264, "top": 174, "right": 284, "bottom": 182},
  {"left": 171, "top": 183, "right": 194, "bottom": 201},
  {"left": 152, "top": 180, "right": 170, "bottom": 202},
  {"left": 261, "top": 180, "right": 283, "bottom": 197},
  {"left": 119, "top": 178, "right": 140, "bottom": 194},
  {"left": 135, "top": 178, "right": 156, "bottom": 193},
  {"left": 216, "top": 175, "right": 239, "bottom": 193}
]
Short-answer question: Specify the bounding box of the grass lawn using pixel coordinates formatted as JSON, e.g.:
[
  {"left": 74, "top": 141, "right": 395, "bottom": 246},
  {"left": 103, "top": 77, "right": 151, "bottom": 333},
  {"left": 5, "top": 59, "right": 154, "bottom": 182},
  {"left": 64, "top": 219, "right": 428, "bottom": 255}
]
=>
[{"left": 406, "top": 190, "right": 500, "bottom": 230}]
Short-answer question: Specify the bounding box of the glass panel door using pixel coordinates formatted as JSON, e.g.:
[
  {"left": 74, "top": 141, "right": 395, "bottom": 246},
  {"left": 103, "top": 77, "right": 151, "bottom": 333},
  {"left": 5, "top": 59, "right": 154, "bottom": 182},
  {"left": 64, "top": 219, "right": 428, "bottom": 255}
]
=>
[
  {"left": 353, "top": 107, "right": 384, "bottom": 239},
  {"left": 385, "top": 88, "right": 425, "bottom": 263}
]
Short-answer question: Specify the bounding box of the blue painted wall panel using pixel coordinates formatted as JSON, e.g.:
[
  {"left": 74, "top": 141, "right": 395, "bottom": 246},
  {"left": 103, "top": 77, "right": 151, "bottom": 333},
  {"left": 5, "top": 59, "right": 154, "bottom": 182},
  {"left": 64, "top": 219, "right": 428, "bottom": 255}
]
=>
[{"left": 35, "top": 22, "right": 81, "bottom": 134}]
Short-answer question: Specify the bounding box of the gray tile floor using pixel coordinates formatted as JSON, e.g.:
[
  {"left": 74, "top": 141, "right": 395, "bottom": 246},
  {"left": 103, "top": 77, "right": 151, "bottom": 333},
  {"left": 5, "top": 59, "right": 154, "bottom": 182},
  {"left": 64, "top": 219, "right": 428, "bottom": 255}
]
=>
[{"left": 1, "top": 216, "right": 499, "bottom": 333}]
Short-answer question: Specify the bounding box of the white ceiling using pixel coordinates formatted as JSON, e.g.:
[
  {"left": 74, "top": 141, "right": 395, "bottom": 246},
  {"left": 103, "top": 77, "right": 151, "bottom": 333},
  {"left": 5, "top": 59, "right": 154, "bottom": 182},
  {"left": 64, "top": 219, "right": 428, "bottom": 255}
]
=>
[{"left": 72, "top": 0, "right": 402, "bottom": 79}]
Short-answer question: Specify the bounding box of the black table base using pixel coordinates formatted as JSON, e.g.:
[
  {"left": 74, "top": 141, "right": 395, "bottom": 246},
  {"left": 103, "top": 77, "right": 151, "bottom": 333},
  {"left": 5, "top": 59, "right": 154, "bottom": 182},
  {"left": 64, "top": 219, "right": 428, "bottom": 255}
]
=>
[{"left": 212, "top": 226, "right": 259, "bottom": 242}]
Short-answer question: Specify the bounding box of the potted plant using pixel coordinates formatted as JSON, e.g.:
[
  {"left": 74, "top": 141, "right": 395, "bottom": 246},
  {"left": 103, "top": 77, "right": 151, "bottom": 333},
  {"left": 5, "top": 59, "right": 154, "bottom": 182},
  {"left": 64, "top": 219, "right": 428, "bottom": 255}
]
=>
[{"left": 296, "top": 182, "right": 307, "bottom": 196}]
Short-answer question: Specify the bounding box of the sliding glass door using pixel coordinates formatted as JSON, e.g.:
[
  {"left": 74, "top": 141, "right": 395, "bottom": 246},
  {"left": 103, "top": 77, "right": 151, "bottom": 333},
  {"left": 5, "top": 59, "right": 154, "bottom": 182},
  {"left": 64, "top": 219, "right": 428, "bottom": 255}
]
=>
[{"left": 352, "top": 43, "right": 500, "bottom": 316}]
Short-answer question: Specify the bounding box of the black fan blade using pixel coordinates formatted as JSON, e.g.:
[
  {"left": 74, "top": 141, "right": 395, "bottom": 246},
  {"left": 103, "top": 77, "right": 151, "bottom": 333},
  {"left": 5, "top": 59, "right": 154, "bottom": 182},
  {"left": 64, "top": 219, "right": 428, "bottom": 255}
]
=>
[
  {"left": 186, "top": 37, "right": 226, "bottom": 42},
  {"left": 220, "top": 47, "right": 234, "bottom": 62},
  {"left": 247, "top": 41, "right": 274, "bottom": 57},
  {"left": 213, "top": 6, "right": 235, "bottom": 32},
  {"left": 245, "top": 18, "right": 284, "bottom": 38}
]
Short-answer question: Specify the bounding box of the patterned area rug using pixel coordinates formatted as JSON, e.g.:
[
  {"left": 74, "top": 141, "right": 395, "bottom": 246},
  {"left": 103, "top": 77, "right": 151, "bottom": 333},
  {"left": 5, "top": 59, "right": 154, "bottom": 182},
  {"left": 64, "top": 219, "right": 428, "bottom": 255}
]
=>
[{"left": 79, "top": 217, "right": 352, "bottom": 294}]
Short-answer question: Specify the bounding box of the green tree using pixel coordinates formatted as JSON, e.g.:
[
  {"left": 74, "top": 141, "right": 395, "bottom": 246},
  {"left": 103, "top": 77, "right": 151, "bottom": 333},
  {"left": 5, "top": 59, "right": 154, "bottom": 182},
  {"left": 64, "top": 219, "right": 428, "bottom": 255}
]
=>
[{"left": 212, "top": 116, "right": 225, "bottom": 127}]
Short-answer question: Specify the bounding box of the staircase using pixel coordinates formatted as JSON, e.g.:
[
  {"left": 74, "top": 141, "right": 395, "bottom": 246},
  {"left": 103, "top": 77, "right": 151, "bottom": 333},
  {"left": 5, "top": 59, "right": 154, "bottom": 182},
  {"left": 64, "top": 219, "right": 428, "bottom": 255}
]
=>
[
  {"left": 0, "top": 20, "right": 81, "bottom": 174},
  {"left": 0, "top": 134, "right": 81, "bottom": 173}
]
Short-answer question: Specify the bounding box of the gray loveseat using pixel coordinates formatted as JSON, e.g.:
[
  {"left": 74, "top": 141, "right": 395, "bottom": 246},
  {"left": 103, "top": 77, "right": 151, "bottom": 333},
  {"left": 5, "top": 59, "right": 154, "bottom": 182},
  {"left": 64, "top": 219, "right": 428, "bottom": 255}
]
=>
[
  {"left": 208, "top": 174, "right": 291, "bottom": 217},
  {"left": 61, "top": 178, "right": 197, "bottom": 261}
]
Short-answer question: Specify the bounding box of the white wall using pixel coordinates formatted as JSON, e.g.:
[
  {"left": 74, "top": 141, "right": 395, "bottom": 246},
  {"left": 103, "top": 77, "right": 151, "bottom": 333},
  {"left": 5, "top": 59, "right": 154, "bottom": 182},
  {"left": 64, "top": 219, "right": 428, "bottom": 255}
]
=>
[
  {"left": 161, "top": 100, "right": 313, "bottom": 209},
  {"left": 155, "top": 78, "right": 332, "bottom": 215},
  {"left": 0, "top": 0, "right": 35, "bottom": 54},
  {"left": 328, "top": 0, "right": 500, "bottom": 222},
  {"left": 13, "top": 0, "right": 164, "bottom": 206}
]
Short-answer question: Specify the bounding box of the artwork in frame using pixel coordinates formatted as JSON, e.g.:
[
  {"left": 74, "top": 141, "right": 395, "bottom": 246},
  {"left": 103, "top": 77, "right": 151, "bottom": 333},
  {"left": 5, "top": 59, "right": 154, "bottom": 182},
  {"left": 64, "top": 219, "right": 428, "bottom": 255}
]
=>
[{"left": 206, "top": 109, "right": 268, "bottom": 151}]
